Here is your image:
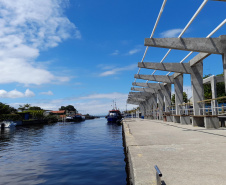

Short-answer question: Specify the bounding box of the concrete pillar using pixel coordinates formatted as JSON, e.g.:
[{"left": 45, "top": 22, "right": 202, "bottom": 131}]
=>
[
  {"left": 173, "top": 74, "right": 183, "bottom": 123},
  {"left": 163, "top": 84, "right": 171, "bottom": 113},
  {"left": 223, "top": 53, "right": 226, "bottom": 93},
  {"left": 142, "top": 102, "right": 146, "bottom": 117},
  {"left": 191, "top": 61, "right": 204, "bottom": 126},
  {"left": 211, "top": 75, "right": 218, "bottom": 115},
  {"left": 158, "top": 90, "right": 164, "bottom": 120},
  {"left": 147, "top": 96, "right": 153, "bottom": 119},
  {"left": 144, "top": 100, "right": 150, "bottom": 118},
  {"left": 191, "top": 61, "right": 204, "bottom": 115},
  {"left": 152, "top": 93, "right": 158, "bottom": 119},
  {"left": 162, "top": 84, "right": 173, "bottom": 122},
  {"left": 139, "top": 103, "right": 145, "bottom": 117}
]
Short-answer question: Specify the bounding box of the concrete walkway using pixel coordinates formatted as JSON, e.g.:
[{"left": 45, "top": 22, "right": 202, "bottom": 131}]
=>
[{"left": 123, "top": 118, "right": 226, "bottom": 185}]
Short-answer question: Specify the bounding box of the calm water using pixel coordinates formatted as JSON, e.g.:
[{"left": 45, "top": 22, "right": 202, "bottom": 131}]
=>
[{"left": 0, "top": 118, "right": 127, "bottom": 185}]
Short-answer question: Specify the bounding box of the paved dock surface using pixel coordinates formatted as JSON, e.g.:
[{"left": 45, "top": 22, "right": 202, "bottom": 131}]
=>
[{"left": 123, "top": 118, "right": 226, "bottom": 185}]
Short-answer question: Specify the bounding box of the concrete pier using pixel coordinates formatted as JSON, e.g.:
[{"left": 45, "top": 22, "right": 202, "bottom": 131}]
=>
[{"left": 123, "top": 118, "right": 226, "bottom": 185}]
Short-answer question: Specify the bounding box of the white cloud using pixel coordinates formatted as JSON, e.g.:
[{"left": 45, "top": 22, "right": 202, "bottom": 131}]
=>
[
  {"left": 111, "top": 50, "right": 119, "bottom": 55},
  {"left": 40, "top": 91, "right": 54, "bottom": 96},
  {"left": 79, "top": 92, "right": 127, "bottom": 100},
  {"left": 127, "top": 48, "right": 141, "bottom": 55},
  {"left": 0, "top": 89, "right": 35, "bottom": 98},
  {"left": 25, "top": 89, "right": 35, "bottom": 97},
  {"left": 75, "top": 93, "right": 137, "bottom": 115},
  {"left": 0, "top": 0, "right": 79, "bottom": 85},
  {"left": 99, "top": 64, "right": 137, "bottom": 77},
  {"left": 160, "top": 28, "right": 183, "bottom": 37}
]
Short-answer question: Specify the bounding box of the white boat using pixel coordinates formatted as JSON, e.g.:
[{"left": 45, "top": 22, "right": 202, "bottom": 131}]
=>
[{"left": 0, "top": 121, "right": 17, "bottom": 128}]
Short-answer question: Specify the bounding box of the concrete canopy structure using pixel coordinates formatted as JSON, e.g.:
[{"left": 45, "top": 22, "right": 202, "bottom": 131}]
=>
[
  {"left": 144, "top": 35, "right": 226, "bottom": 94},
  {"left": 137, "top": 34, "right": 226, "bottom": 127},
  {"left": 127, "top": 1, "right": 225, "bottom": 128},
  {"left": 134, "top": 74, "right": 174, "bottom": 83}
]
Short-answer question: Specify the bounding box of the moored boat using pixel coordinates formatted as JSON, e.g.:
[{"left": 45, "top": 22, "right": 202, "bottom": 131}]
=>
[
  {"left": 107, "top": 109, "right": 122, "bottom": 124},
  {"left": 0, "top": 121, "right": 17, "bottom": 129},
  {"left": 65, "top": 114, "right": 84, "bottom": 122}
]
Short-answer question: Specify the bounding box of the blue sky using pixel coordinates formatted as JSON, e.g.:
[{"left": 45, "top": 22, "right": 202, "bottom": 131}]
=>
[{"left": 0, "top": 0, "right": 225, "bottom": 115}]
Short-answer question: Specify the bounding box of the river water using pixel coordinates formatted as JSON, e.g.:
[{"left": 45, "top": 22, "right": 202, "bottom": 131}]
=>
[{"left": 0, "top": 118, "right": 127, "bottom": 185}]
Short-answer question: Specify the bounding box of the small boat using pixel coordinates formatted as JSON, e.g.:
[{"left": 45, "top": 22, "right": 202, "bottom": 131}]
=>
[
  {"left": 0, "top": 121, "right": 17, "bottom": 129},
  {"left": 81, "top": 116, "right": 85, "bottom": 121},
  {"left": 65, "top": 114, "right": 84, "bottom": 122},
  {"left": 107, "top": 109, "right": 122, "bottom": 124}
]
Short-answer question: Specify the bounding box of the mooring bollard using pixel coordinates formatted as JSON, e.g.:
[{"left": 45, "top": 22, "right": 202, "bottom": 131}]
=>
[{"left": 154, "top": 165, "right": 162, "bottom": 185}]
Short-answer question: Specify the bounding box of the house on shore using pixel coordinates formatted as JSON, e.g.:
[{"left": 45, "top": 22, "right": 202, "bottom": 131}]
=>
[{"left": 50, "top": 110, "right": 66, "bottom": 121}]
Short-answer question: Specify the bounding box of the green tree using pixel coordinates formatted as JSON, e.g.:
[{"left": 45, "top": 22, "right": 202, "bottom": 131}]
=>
[
  {"left": 29, "top": 106, "right": 42, "bottom": 110},
  {"left": 59, "top": 105, "right": 77, "bottom": 113},
  {"left": 19, "top": 104, "right": 31, "bottom": 111},
  {"left": 203, "top": 73, "right": 226, "bottom": 101},
  {"left": 0, "top": 102, "right": 17, "bottom": 114},
  {"left": 171, "top": 92, "right": 188, "bottom": 104},
  {"left": 23, "top": 110, "right": 45, "bottom": 120}
]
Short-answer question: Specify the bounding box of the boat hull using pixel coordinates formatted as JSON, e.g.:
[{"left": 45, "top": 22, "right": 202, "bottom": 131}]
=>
[
  {"left": 107, "top": 117, "right": 122, "bottom": 124},
  {"left": 107, "top": 117, "right": 118, "bottom": 123}
]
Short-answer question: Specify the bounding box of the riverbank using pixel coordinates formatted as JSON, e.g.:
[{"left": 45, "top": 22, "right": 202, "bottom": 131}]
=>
[{"left": 123, "top": 118, "right": 226, "bottom": 185}]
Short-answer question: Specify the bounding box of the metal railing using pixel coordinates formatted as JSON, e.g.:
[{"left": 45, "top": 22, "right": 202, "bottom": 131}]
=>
[
  {"left": 179, "top": 102, "right": 193, "bottom": 115},
  {"left": 198, "top": 96, "right": 226, "bottom": 115},
  {"left": 167, "top": 105, "right": 176, "bottom": 115},
  {"left": 154, "top": 165, "right": 162, "bottom": 185}
]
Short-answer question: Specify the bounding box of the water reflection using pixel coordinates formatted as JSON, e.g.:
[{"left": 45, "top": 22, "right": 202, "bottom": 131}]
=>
[
  {"left": 106, "top": 122, "right": 122, "bottom": 140},
  {"left": 0, "top": 119, "right": 127, "bottom": 185}
]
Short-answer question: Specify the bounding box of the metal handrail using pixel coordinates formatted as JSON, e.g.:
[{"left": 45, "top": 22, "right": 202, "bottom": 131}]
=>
[
  {"left": 178, "top": 102, "right": 193, "bottom": 106},
  {"left": 154, "top": 165, "right": 162, "bottom": 185},
  {"left": 199, "top": 105, "right": 226, "bottom": 115},
  {"left": 197, "top": 96, "right": 226, "bottom": 103},
  {"left": 180, "top": 108, "right": 194, "bottom": 115}
]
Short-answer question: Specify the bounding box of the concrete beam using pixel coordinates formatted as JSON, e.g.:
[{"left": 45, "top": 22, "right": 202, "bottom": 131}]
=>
[
  {"left": 129, "top": 92, "right": 151, "bottom": 97},
  {"left": 128, "top": 95, "right": 148, "bottom": 100},
  {"left": 127, "top": 101, "right": 140, "bottom": 105},
  {"left": 127, "top": 100, "right": 140, "bottom": 104},
  {"left": 132, "top": 82, "right": 163, "bottom": 89},
  {"left": 131, "top": 87, "right": 157, "bottom": 93},
  {"left": 189, "top": 53, "right": 211, "bottom": 66},
  {"left": 144, "top": 35, "right": 226, "bottom": 54},
  {"left": 203, "top": 75, "right": 224, "bottom": 84},
  {"left": 138, "top": 62, "right": 192, "bottom": 73},
  {"left": 134, "top": 74, "right": 174, "bottom": 83},
  {"left": 128, "top": 98, "right": 146, "bottom": 102},
  {"left": 173, "top": 53, "right": 211, "bottom": 79}
]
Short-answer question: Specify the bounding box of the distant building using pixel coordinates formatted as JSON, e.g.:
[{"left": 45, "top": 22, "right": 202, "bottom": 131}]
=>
[{"left": 50, "top": 110, "right": 66, "bottom": 121}]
